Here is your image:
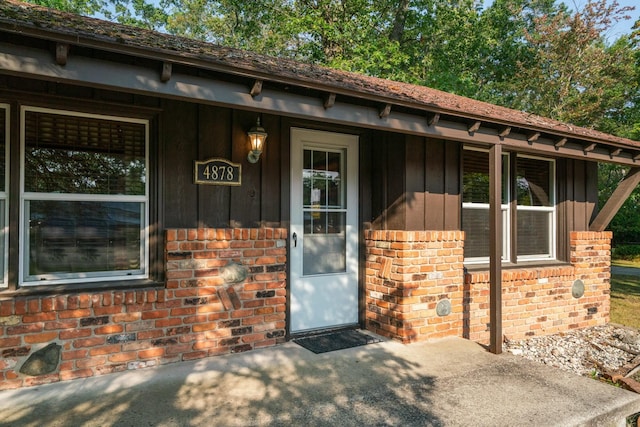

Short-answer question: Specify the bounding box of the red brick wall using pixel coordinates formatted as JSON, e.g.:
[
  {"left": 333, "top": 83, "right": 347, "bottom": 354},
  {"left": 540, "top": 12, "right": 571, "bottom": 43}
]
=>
[
  {"left": 364, "top": 230, "right": 611, "bottom": 345},
  {"left": 364, "top": 230, "right": 465, "bottom": 343},
  {"left": 465, "top": 231, "right": 611, "bottom": 343},
  {"left": 0, "top": 227, "right": 612, "bottom": 389},
  {"left": 0, "top": 228, "right": 287, "bottom": 390}
]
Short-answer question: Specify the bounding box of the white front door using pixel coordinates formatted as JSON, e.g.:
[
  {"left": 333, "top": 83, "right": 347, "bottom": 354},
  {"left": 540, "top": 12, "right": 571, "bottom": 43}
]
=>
[{"left": 290, "top": 128, "right": 359, "bottom": 333}]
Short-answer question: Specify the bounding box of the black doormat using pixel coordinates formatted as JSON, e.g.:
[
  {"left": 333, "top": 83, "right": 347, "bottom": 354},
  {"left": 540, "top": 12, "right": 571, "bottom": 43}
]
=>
[{"left": 293, "top": 329, "right": 381, "bottom": 354}]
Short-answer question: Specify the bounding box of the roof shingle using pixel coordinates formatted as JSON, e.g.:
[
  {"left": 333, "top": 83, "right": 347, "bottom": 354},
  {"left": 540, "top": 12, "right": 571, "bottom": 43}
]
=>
[{"left": 0, "top": 0, "right": 637, "bottom": 148}]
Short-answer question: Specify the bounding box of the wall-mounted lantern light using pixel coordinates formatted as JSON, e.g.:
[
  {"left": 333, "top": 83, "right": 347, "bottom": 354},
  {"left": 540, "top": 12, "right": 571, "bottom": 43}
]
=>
[{"left": 247, "top": 117, "right": 268, "bottom": 163}]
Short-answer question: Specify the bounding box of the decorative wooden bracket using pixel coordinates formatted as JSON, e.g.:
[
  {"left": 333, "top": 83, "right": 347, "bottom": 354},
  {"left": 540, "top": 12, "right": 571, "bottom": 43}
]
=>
[
  {"left": 554, "top": 138, "right": 567, "bottom": 149},
  {"left": 56, "top": 43, "right": 69, "bottom": 66},
  {"left": 468, "top": 121, "right": 481, "bottom": 134},
  {"left": 160, "top": 62, "right": 172, "bottom": 82},
  {"left": 379, "top": 103, "right": 391, "bottom": 118},
  {"left": 590, "top": 167, "right": 640, "bottom": 231},
  {"left": 583, "top": 143, "right": 597, "bottom": 153},
  {"left": 498, "top": 127, "right": 511, "bottom": 138},
  {"left": 428, "top": 113, "right": 440, "bottom": 127},
  {"left": 609, "top": 148, "right": 622, "bottom": 158},
  {"left": 527, "top": 132, "right": 540, "bottom": 144},
  {"left": 250, "top": 80, "right": 263, "bottom": 97},
  {"left": 323, "top": 93, "right": 336, "bottom": 109}
]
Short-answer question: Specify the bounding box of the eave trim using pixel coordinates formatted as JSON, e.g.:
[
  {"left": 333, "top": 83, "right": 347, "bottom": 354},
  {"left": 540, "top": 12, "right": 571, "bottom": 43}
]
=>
[{"left": 1, "top": 42, "right": 637, "bottom": 165}]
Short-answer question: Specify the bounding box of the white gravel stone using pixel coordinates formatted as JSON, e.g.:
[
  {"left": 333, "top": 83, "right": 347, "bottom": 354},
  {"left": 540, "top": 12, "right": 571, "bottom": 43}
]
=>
[{"left": 503, "top": 324, "right": 640, "bottom": 377}]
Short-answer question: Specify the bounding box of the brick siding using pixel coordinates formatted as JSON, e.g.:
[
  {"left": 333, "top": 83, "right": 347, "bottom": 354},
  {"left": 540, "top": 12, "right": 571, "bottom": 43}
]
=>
[
  {"left": 364, "top": 230, "right": 611, "bottom": 344},
  {"left": 464, "top": 231, "right": 611, "bottom": 343},
  {"left": 0, "top": 228, "right": 287, "bottom": 390},
  {"left": 0, "top": 228, "right": 612, "bottom": 390},
  {"left": 364, "top": 230, "right": 465, "bottom": 343}
]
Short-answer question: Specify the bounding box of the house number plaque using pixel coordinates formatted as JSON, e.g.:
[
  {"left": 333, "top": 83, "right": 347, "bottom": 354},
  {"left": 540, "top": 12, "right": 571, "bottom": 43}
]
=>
[{"left": 194, "top": 158, "right": 242, "bottom": 186}]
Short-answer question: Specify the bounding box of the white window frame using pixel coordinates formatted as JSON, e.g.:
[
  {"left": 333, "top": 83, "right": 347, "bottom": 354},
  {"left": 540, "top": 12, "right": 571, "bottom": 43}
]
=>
[
  {"left": 462, "top": 204, "right": 511, "bottom": 264},
  {"left": 515, "top": 154, "right": 556, "bottom": 262},
  {"left": 0, "top": 104, "right": 9, "bottom": 288},
  {"left": 462, "top": 148, "right": 557, "bottom": 264},
  {"left": 19, "top": 106, "right": 149, "bottom": 286},
  {"left": 462, "top": 147, "right": 510, "bottom": 264}
]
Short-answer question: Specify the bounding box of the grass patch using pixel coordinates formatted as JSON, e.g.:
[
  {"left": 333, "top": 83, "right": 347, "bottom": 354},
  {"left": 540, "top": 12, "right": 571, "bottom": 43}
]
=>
[
  {"left": 612, "top": 259, "right": 640, "bottom": 268},
  {"left": 610, "top": 274, "right": 640, "bottom": 329}
]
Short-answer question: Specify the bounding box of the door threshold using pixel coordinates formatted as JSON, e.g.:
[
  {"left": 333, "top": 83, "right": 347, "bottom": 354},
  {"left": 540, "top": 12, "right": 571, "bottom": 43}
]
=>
[{"left": 289, "top": 324, "right": 360, "bottom": 340}]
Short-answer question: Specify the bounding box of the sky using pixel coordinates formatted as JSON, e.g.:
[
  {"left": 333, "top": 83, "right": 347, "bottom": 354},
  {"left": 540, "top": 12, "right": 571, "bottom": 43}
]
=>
[
  {"left": 600, "top": 0, "right": 639, "bottom": 40},
  {"left": 483, "top": 0, "right": 639, "bottom": 40}
]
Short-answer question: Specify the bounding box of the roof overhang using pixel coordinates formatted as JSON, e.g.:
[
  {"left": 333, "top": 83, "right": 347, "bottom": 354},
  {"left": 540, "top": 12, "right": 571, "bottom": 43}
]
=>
[{"left": 0, "top": 0, "right": 639, "bottom": 165}]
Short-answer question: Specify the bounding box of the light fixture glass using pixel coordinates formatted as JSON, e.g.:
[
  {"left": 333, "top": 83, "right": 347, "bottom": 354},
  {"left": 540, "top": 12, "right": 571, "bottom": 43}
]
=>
[{"left": 247, "top": 117, "right": 268, "bottom": 163}]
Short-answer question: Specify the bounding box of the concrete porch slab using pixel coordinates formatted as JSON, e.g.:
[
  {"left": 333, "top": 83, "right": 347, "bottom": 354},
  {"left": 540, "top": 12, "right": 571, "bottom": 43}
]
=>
[{"left": 0, "top": 337, "right": 638, "bottom": 426}]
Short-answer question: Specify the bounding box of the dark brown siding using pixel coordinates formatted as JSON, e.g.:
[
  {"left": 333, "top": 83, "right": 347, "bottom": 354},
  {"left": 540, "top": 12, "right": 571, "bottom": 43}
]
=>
[
  {"left": 425, "top": 139, "right": 445, "bottom": 229},
  {"left": 162, "top": 103, "right": 284, "bottom": 228},
  {"left": 261, "top": 114, "right": 282, "bottom": 227},
  {"left": 406, "top": 135, "right": 426, "bottom": 230},
  {"left": 425, "top": 138, "right": 461, "bottom": 230},
  {"left": 556, "top": 158, "right": 599, "bottom": 259},
  {"left": 163, "top": 100, "right": 199, "bottom": 228},
  {"left": 230, "top": 110, "right": 262, "bottom": 227},
  {"left": 370, "top": 133, "right": 387, "bottom": 229},
  {"left": 384, "top": 133, "right": 407, "bottom": 229},
  {"left": 197, "top": 105, "right": 232, "bottom": 228},
  {"left": 370, "top": 134, "right": 461, "bottom": 231}
]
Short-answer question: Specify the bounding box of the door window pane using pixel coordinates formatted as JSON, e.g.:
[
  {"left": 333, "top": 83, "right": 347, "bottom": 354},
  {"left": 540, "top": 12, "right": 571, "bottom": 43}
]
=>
[
  {"left": 303, "top": 149, "right": 344, "bottom": 209},
  {"left": 302, "top": 147, "right": 346, "bottom": 275},
  {"left": 303, "top": 234, "right": 346, "bottom": 275}
]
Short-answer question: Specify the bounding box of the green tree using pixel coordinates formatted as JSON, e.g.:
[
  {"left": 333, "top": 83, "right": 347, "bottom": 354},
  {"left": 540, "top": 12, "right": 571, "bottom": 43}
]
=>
[
  {"left": 25, "top": 0, "right": 640, "bottom": 244},
  {"left": 26, "top": 0, "right": 105, "bottom": 15},
  {"left": 507, "top": 0, "right": 636, "bottom": 127}
]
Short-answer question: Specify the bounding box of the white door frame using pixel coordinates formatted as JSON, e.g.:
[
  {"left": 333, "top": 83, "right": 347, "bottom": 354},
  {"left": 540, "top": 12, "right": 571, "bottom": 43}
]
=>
[{"left": 289, "top": 128, "right": 359, "bottom": 333}]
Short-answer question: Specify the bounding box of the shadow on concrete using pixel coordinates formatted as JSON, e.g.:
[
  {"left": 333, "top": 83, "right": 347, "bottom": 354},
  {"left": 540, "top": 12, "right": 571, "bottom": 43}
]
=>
[
  {"left": 0, "top": 341, "right": 441, "bottom": 426},
  {"left": 2, "top": 337, "right": 640, "bottom": 426}
]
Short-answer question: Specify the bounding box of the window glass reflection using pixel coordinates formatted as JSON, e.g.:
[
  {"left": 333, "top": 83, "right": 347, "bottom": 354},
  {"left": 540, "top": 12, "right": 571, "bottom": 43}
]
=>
[{"left": 27, "top": 200, "right": 143, "bottom": 277}]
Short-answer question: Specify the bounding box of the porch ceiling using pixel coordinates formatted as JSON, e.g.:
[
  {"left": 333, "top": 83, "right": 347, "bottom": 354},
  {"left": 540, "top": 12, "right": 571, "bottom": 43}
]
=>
[{"left": 1, "top": 0, "right": 639, "bottom": 165}]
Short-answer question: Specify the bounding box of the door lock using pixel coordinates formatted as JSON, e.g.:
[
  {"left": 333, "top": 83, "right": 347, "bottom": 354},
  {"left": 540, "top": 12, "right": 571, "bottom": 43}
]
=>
[{"left": 292, "top": 232, "right": 297, "bottom": 247}]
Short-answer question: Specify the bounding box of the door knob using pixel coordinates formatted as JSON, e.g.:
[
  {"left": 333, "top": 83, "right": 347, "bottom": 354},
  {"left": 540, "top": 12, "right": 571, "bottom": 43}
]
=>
[{"left": 292, "top": 232, "right": 297, "bottom": 247}]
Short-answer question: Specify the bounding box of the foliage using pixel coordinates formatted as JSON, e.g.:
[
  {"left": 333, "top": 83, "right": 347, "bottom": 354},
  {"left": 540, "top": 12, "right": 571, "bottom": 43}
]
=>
[
  {"left": 24, "top": 0, "right": 640, "bottom": 243},
  {"left": 501, "top": 0, "right": 637, "bottom": 127},
  {"left": 612, "top": 244, "right": 640, "bottom": 260},
  {"left": 26, "top": 0, "right": 105, "bottom": 15}
]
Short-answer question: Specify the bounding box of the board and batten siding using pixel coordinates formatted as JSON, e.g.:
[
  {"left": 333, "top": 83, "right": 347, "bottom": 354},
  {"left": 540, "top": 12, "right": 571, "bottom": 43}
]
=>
[
  {"left": 161, "top": 102, "right": 284, "bottom": 229},
  {"left": 370, "top": 133, "right": 462, "bottom": 231},
  {"left": 0, "top": 79, "right": 599, "bottom": 243}
]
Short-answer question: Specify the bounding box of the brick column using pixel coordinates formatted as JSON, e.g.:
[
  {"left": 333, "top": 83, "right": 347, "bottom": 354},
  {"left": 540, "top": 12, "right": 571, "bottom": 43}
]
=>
[
  {"left": 570, "top": 231, "right": 612, "bottom": 324},
  {"left": 364, "top": 230, "right": 465, "bottom": 343}
]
